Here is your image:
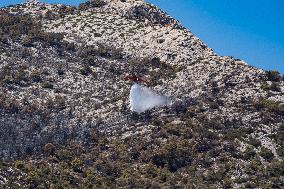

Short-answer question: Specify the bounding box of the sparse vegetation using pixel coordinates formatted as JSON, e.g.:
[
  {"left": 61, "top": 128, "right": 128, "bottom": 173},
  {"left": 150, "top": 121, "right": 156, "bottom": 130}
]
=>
[
  {"left": 1, "top": 121, "right": 282, "bottom": 188},
  {"left": 261, "top": 82, "right": 281, "bottom": 91},
  {"left": 0, "top": 12, "right": 64, "bottom": 47},
  {"left": 254, "top": 99, "right": 284, "bottom": 115},
  {"left": 41, "top": 82, "right": 54, "bottom": 89},
  {"left": 43, "top": 143, "right": 56, "bottom": 156},
  {"left": 243, "top": 145, "right": 256, "bottom": 160},
  {"left": 80, "top": 64, "right": 93, "bottom": 76},
  {"left": 247, "top": 137, "right": 261, "bottom": 148},
  {"left": 30, "top": 69, "right": 42, "bottom": 82},
  {"left": 0, "top": 65, "right": 30, "bottom": 86},
  {"left": 259, "top": 147, "right": 274, "bottom": 161},
  {"left": 79, "top": 0, "right": 107, "bottom": 10},
  {"left": 266, "top": 70, "right": 281, "bottom": 82}
]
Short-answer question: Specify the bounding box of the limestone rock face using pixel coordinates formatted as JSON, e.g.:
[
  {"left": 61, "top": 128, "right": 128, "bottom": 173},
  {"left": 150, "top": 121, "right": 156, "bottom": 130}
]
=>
[{"left": 0, "top": 0, "right": 283, "bottom": 158}]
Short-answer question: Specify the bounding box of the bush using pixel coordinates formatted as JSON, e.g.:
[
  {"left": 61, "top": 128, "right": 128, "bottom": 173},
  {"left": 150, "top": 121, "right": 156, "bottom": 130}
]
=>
[
  {"left": 223, "top": 127, "right": 253, "bottom": 140},
  {"left": 151, "top": 140, "right": 193, "bottom": 172},
  {"left": 57, "top": 68, "right": 65, "bottom": 76},
  {"left": 247, "top": 137, "right": 261, "bottom": 148},
  {"left": 89, "top": 0, "right": 107, "bottom": 7},
  {"left": 276, "top": 146, "right": 284, "bottom": 157},
  {"left": 71, "top": 158, "right": 83, "bottom": 173},
  {"left": 157, "top": 38, "right": 165, "bottom": 44},
  {"left": 45, "top": 10, "right": 57, "bottom": 20},
  {"left": 242, "top": 145, "right": 256, "bottom": 160},
  {"left": 254, "top": 99, "right": 284, "bottom": 115},
  {"left": 259, "top": 147, "right": 274, "bottom": 161},
  {"left": 30, "top": 69, "right": 42, "bottom": 82},
  {"left": 0, "top": 160, "right": 7, "bottom": 170},
  {"left": 42, "top": 82, "right": 54, "bottom": 89},
  {"left": 95, "top": 160, "right": 121, "bottom": 178},
  {"left": 261, "top": 82, "right": 281, "bottom": 91},
  {"left": 57, "top": 5, "right": 76, "bottom": 16},
  {"left": 245, "top": 159, "right": 263, "bottom": 175},
  {"left": 46, "top": 95, "right": 66, "bottom": 110},
  {"left": 260, "top": 82, "right": 270, "bottom": 90},
  {"left": 0, "top": 12, "right": 66, "bottom": 49},
  {"left": 78, "top": 44, "right": 123, "bottom": 60},
  {"left": 266, "top": 160, "right": 284, "bottom": 177},
  {"left": 79, "top": 0, "right": 107, "bottom": 10},
  {"left": 270, "top": 82, "right": 281, "bottom": 92},
  {"left": 0, "top": 65, "right": 30, "bottom": 86},
  {"left": 0, "top": 13, "right": 36, "bottom": 40},
  {"left": 80, "top": 64, "right": 93, "bottom": 76},
  {"left": 2, "top": 99, "right": 21, "bottom": 114},
  {"left": 266, "top": 70, "right": 281, "bottom": 82},
  {"left": 15, "top": 160, "right": 25, "bottom": 170},
  {"left": 268, "top": 132, "right": 284, "bottom": 147},
  {"left": 54, "top": 95, "right": 66, "bottom": 110},
  {"left": 55, "top": 149, "right": 73, "bottom": 161},
  {"left": 43, "top": 143, "right": 56, "bottom": 156}
]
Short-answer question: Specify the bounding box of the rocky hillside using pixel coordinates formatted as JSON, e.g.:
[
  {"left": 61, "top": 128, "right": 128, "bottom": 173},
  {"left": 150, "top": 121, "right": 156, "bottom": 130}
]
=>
[{"left": 0, "top": 0, "right": 283, "bottom": 188}]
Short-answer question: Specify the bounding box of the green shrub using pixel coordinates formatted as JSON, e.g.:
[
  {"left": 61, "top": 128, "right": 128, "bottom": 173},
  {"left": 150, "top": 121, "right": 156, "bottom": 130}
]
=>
[
  {"left": 245, "top": 159, "right": 264, "bottom": 175},
  {"left": 269, "top": 82, "right": 281, "bottom": 92},
  {"left": 0, "top": 12, "right": 65, "bottom": 48},
  {"left": 254, "top": 99, "right": 284, "bottom": 115},
  {"left": 157, "top": 38, "right": 165, "bottom": 43},
  {"left": 223, "top": 177, "right": 233, "bottom": 189},
  {"left": 0, "top": 65, "right": 30, "bottom": 86},
  {"left": 0, "top": 13, "right": 36, "bottom": 40},
  {"left": 71, "top": 158, "right": 83, "bottom": 173},
  {"left": 55, "top": 149, "right": 73, "bottom": 162},
  {"left": 57, "top": 68, "right": 65, "bottom": 75},
  {"left": 151, "top": 140, "right": 193, "bottom": 172},
  {"left": 80, "top": 65, "right": 93, "bottom": 76},
  {"left": 79, "top": 0, "right": 107, "bottom": 10},
  {"left": 15, "top": 160, "right": 25, "bottom": 170},
  {"left": 46, "top": 95, "right": 66, "bottom": 110},
  {"left": 203, "top": 168, "right": 225, "bottom": 183},
  {"left": 95, "top": 160, "right": 121, "bottom": 178},
  {"left": 43, "top": 143, "right": 56, "bottom": 156},
  {"left": 266, "top": 160, "right": 284, "bottom": 177},
  {"left": 45, "top": 10, "right": 57, "bottom": 20},
  {"left": 247, "top": 137, "right": 261, "bottom": 148},
  {"left": 245, "top": 181, "right": 257, "bottom": 188},
  {"left": 268, "top": 130, "right": 284, "bottom": 146},
  {"left": 41, "top": 82, "right": 54, "bottom": 89},
  {"left": 260, "top": 82, "right": 270, "bottom": 90},
  {"left": 242, "top": 145, "right": 256, "bottom": 160},
  {"left": 163, "top": 123, "right": 193, "bottom": 139},
  {"left": 276, "top": 146, "right": 284, "bottom": 157},
  {"left": 30, "top": 69, "right": 42, "bottom": 82},
  {"left": 223, "top": 127, "right": 253, "bottom": 140},
  {"left": 266, "top": 70, "right": 281, "bottom": 82},
  {"left": 93, "top": 33, "right": 102, "bottom": 37},
  {"left": 2, "top": 98, "right": 21, "bottom": 114},
  {"left": 259, "top": 147, "right": 274, "bottom": 161},
  {"left": 54, "top": 95, "right": 66, "bottom": 110}
]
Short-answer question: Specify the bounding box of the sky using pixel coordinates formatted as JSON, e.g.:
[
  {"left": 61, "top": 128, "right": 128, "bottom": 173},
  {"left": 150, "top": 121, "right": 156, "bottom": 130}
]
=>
[{"left": 1, "top": 0, "right": 284, "bottom": 73}]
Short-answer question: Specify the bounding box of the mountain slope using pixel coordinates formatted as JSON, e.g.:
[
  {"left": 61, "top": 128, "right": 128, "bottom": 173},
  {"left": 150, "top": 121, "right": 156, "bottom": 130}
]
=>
[{"left": 0, "top": 0, "right": 283, "bottom": 188}]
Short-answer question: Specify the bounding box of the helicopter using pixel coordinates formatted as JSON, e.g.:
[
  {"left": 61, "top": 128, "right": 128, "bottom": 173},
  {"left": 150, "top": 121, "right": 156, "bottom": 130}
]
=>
[{"left": 124, "top": 75, "right": 151, "bottom": 86}]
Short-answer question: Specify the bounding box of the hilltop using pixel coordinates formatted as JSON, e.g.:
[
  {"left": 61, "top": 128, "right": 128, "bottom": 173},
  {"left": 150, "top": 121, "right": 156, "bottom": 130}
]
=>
[{"left": 0, "top": 0, "right": 283, "bottom": 188}]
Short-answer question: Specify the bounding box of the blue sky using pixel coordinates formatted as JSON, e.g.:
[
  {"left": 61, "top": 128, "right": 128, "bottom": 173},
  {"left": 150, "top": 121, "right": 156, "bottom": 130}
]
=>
[{"left": 1, "top": 0, "right": 284, "bottom": 73}]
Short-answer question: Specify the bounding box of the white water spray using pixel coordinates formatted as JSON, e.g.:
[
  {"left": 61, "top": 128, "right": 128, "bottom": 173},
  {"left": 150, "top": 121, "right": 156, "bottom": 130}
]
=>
[{"left": 129, "top": 84, "right": 170, "bottom": 113}]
